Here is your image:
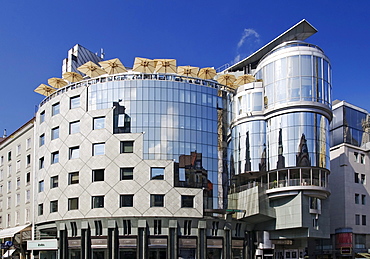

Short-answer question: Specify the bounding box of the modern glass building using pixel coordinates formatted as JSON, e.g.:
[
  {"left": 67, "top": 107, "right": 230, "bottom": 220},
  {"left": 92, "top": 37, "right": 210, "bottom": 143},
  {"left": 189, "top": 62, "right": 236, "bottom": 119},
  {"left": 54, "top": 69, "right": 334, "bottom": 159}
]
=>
[{"left": 226, "top": 20, "right": 332, "bottom": 259}]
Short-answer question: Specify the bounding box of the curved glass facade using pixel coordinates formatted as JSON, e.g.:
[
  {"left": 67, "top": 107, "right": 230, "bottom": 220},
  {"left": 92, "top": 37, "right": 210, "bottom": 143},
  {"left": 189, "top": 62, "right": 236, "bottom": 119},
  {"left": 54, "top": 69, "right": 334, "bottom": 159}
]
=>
[{"left": 255, "top": 41, "right": 332, "bottom": 108}]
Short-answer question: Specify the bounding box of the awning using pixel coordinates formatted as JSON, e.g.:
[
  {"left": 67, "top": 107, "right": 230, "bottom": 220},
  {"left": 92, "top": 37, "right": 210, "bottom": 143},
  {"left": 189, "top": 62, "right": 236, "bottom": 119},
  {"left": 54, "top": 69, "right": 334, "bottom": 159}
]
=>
[
  {"left": 356, "top": 253, "right": 370, "bottom": 258},
  {"left": 3, "top": 249, "right": 15, "bottom": 258},
  {"left": 0, "top": 224, "right": 30, "bottom": 239}
]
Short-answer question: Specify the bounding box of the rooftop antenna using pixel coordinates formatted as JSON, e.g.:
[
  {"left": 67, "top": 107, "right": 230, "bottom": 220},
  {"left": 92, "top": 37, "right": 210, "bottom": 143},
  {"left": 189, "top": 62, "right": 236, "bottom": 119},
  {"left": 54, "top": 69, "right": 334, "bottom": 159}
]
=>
[
  {"left": 100, "top": 48, "right": 105, "bottom": 59},
  {"left": 3, "top": 129, "right": 7, "bottom": 138}
]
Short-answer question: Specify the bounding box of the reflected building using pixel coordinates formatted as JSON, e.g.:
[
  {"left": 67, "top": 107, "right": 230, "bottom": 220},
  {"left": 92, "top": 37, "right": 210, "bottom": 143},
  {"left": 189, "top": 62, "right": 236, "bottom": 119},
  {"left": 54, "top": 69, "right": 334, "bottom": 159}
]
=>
[{"left": 226, "top": 19, "right": 332, "bottom": 259}]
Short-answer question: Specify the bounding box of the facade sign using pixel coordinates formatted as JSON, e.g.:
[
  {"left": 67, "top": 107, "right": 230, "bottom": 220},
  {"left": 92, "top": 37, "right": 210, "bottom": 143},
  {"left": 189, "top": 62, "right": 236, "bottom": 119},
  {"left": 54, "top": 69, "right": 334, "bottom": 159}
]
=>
[{"left": 27, "top": 239, "right": 58, "bottom": 250}]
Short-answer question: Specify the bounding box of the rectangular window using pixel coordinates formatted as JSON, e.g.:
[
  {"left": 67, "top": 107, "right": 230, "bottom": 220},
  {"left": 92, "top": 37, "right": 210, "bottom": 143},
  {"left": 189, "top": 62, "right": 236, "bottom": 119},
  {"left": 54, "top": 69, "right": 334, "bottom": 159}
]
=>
[
  {"left": 151, "top": 167, "right": 164, "bottom": 180},
  {"left": 40, "top": 111, "right": 45, "bottom": 123},
  {"left": 362, "top": 194, "right": 366, "bottom": 205},
  {"left": 26, "top": 190, "right": 30, "bottom": 202},
  {"left": 150, "top": 194, "right": 164, "bottom": 207},
  {"left": 120, "top": 141, "right": 134, "bottom": 153},
  {"left": 51, "top": 127, "right": 59, "bottom": 140},
  {"left": 16, "top": 193, "right": 20, "bottom": 206},
  {"left": 70, "top": 96, "right": 80, "bottom": 109},
  {"left": 7, "top": 181, "right": 11, "bottom": 193},
  {"left": 361, "top": 174, "right": 366, "bottom": 184},
  {"left": 16, "top": 145, "right": 21, "bottom": 156},
  {"left": 154, "top": 219, "right": 162, "bottom": 235},
  {"left": 0, "top": 156, "right": 3, "bottom": 166},
  {"left": 355, "top": 172, "right": 359, "bottom": 183},
  {"left": 68, "top": 198, "right": 79, "bottom": 210},
  {"left": 356, "top": 214, "right": 360, "bottom": 225},
  {"left": 50, "top": 176, "right": 59, "bottom": 188},
  {"left": 69, "top": 146, "right": 80, "bottom": 159},
  {"left": 7, "top": 165, "right": 11, "bottom": 177},
  {"left": 355, "top": 194, "right": 360, "bottom": 204},
  {"left": 181, "top": 195, "right": 194, "bottom": 208},
  {"left": 38, "top": 180, "right": 44, "bottom": 192},
  {"left": 51, "top": 151, "right": 59, "bottom": 164},
  {"left": 16, "top": 177, "right": 20, "bottom": 189},
  {"left": 123, "top": 220, "right": 131, "bottom": 235},
  {"left": 50, "top": 200, "right": 58, "bottom": 213},
  {"left": 0, "top": 169, "right": 3, "bottom": 181},
  {"left": 362, "top": 215, "right": 367, "bottom": 226},
  {"left": 69, "top": 172, "right": 79, "bottom": 185},
  {"left": 38, "top": 204, "right": 44, "bottom": 216},
  {"left": 120, "top": 168, "right": 134, "bottom": 180},
  {"left": 120, "top": 195, "right": 134, "bottom": 207},
  {"left": 92, "top": 196, "right": 104, "bottom": 208},
  {"left": 71, "top": 222, "right": 78, "bottom": 237},
  {"left": 39, "top": 157, "right": 44, "bottom": 169},
  {"left": 184, "top": 220, "right": 192, "bottom": 235},
  {"left": 94, "top": 220, "right": 103, "bottom": 236},
  {"left": 26, "top": 138, "right": 31, "bottom": 150},
  {"left": 69, "top": 121, "right": 80, "bottom": 134},
  {"left": 26, "top": 172, "right": 30, "bottom": 184},
  {"left": 212, "top": 221, "right": 219, "bottom": 236},
  {"left": 93, "top": 117, "right": 105, "bottom": 130},
  {"left": 93, "top": 143, "right": 105, "bottom": 156},
  {"left": 16, "top": 160, "right": 21, "bottom": 171},
  {"left": 92, "top": 169, "right": 104, "bottom": 182},
  {"left": 8, "top": 151, "right": 11, "bottom": 161},
  {"left": 52, "top": 102, "right": 60, "bottom": 116},
  {"left": 39, "top": 134, "right": 45, "bottom": 146},
  {"left": 26, "top": 154, "right": 31, "bottom": 166},
  {"left": 7, "top": 197, "right": 11, "bottom": 208}
]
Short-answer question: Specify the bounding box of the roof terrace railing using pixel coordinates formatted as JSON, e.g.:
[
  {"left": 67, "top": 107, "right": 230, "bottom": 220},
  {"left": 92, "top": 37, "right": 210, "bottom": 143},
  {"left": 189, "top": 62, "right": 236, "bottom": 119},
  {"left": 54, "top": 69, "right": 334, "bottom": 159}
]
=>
[{"left": 39, "top": 73, "right": 235, "bottom": 108}]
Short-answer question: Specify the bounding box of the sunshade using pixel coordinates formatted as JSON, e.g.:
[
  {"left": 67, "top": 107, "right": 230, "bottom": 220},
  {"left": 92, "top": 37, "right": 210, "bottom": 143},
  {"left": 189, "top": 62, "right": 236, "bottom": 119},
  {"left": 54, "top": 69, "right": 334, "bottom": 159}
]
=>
[
  {"left": 177, "top": 66, "right": 199, "bottom": 78},
  {"left": 48, "top": 77, "right": 68, "bottom": 88},
  {"left": 154, "top": 59, "right": 177, "bottom": 73},
  {"left": 77, "top": 61, "right": 106, "bottom": 78},
  {"left": 132, "top": 57, "right": 155, "bottom": 73},
  {"left": 99, "top": 58, "right": 127, "bottom": 75},
  {"left": 62, "top": 72, "right": 83, "bottom": 82},
  {"left": 34, "top": 84, "right": 56, "bottom": 96},
  {"left": 198, "top": 67, "right": 217, "bottom": 80},
  {"left": 235, "top": 74, "right": 255, "bottom": 85},
  {"left": 217, "top": 74, "right": 237, "bottom": 86}
]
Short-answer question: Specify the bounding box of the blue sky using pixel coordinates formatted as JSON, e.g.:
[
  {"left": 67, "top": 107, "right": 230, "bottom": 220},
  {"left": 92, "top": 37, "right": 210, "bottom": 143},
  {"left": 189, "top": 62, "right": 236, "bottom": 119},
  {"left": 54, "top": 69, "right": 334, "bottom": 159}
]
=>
[{"left": 0, "top": 0, "right": 369, "bottom": 134}]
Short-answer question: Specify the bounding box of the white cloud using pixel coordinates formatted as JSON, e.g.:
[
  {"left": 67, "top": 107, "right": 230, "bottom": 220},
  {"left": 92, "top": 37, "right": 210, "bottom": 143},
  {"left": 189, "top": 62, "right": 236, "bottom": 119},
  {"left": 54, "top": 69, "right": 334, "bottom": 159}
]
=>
[{"left": 237, "top": 28, "right": 260, "bottom": 49}]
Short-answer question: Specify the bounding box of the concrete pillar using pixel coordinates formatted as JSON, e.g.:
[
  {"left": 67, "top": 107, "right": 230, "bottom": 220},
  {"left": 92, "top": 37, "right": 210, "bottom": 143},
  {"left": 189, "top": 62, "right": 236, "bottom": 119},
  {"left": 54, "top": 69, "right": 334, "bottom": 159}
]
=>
[
  {"left": 198, "top": 221, "right": 207, "bottom": 259},
  {"left": 137, "top": 220, "right": 147, "bottom": 259},
  {"left": 169, "top": 220, "right": 178, "bottom": 259}
]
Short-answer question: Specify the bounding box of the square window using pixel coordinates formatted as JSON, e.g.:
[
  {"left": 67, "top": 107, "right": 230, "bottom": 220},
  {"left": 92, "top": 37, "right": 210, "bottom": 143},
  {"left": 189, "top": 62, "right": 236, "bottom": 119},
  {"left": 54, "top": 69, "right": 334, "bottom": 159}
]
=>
[
  {"left": 40, "top": 111, "right": 45, "bottom": 123},
  {"left": 39, "top": 157, "right": 44, "bottom": 169},
  {"left": 150, "top": 194, "right": 164, "bottom": 207},
  {"left": 70, "top": 121, "right": 80, "bottom": 134},
  {"left": 51, "top": 127, "right": 59, "bottom": 140},
  {"left": 93, "top": 143, "right": 105, "bottom": 156},
  {"left": 38, "top": 180, "right": 44, "bottom": 192},
  {"left": 181, "top": 195, "right": 194, "bottom": 208},
  {"left": 39, "top": 134, "right": 45, "bottom": 146},
  {"left": 151, "top": 168, "right": 164, "bottom": 180},
  {"left": 52, "top": 103, "right": 60, "bottom": 116},
  {"left": 50, "top": 200, "right": 58, "bottom": 213},
  {"left": 120, "top": 141, "right": 134, "bottom": 153},
  {"left": 68, "top": 198, "right": 79, "bottom": 210},
  {"left": 93, "top": 117, "right": 105, "bottom": 130},
  {"left": 120, "top": 168, "right": 134, "bottom": 180},
  {"left": 38, "top": 204, "right": 43, "bottom": 216},
  {"left": 51, "top": 151, "right": 59, "bottom": 164},
  {"left": 120, "top": 195, "right": 134, "bottom": 207},
  {"left": 50, "top": 176, "right": 58, "bottom": 188},
  {"left": 69, "top": 146, "right": 80, "bottom": 159},
  {"left": 69, "top": 172, "right": 79, "bottom": 185},
  {"left": 92, "top": 169, "right": 104, "bottom": 182},
  {"left": 70, "top": 96, "right": 80, "bottom": 109},
  {"left": 92, "top": 196, "right": 104, "bottom": 208}
]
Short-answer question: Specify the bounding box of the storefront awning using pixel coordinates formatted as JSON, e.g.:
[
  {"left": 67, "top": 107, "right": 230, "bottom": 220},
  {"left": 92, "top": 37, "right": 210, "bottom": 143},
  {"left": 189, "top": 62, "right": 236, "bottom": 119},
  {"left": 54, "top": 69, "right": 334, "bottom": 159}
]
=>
[
  {"left": 3, "top": 249, "right": 15, "bottom": 258},
  {"left": 0, "top": 224, "right": 30, "bottom": 239},
  {"left": 356, "top": 253, "right": 370, "bottom": 258}
]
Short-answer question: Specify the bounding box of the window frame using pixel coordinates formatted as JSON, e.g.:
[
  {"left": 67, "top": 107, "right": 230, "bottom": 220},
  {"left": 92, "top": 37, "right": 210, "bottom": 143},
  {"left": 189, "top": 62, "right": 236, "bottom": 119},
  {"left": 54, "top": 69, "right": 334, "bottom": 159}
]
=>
[
  {"left": 69, "top": 172, "right": 79, "bottom": 185},
  {"left": 69, "top": 146, "right": 80, "bottom": 159},
  {"left": 181, "top": 195, "right": 194, "bottom": 208},
  {"left": 70, "top": 95, "right": 81, "bottom": 109},
  {"left": 51, "top": 151, "right": 59, "bottom": 164},
  {"left": 50, "top": 176, "right": 59, "bottom": 189},
  {"left": 120, "top": 141, "right": 134, "bottom": 153},
  {"left": 69, "top": 121, "right": 80, "bottom": 134},
  {"left": 92, "top": 169, "right": 105, "bottom": 182},
  {"left": 93, "top": 143, "right": 105, "bottom": 156},
  {"left": 151, "top": 167, "right": 164, "bottom": 180},
  {"left": 52, "top": 102, "right": 60, "bottom": 116},
  {"left": 92, "top": 196, "right": 105, "bottom": 209},
  {"left": 68, "top": 197, "right": 79, "bottom": 210},
  {"left": 150, "top": 194, "right": 164, "bottom": 207},
  {"left": 51, "top": 127, "right": 59, "bottom": 140},
  {"left": 120, "top": 194, "right": 134, "bottom": 207},
  {"left": 50, "top": 200, "right": 58, "bottom": 213},
  {"left": 93, "top": 117, "right": 105, "bottom": 130},
  {"left": 120, "top": 168, "right": 134, "bottom": 180}
]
